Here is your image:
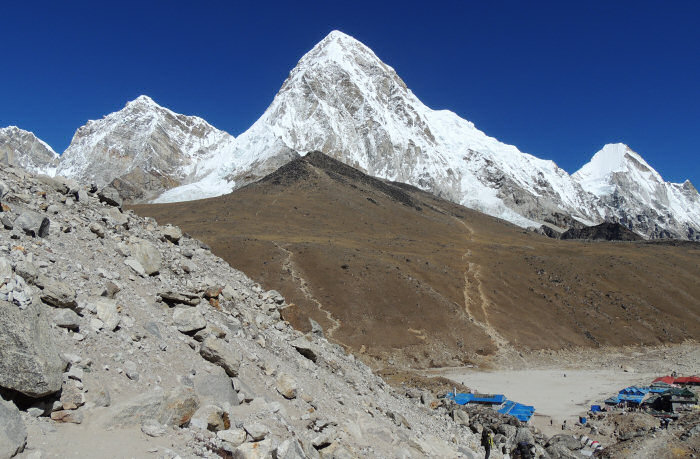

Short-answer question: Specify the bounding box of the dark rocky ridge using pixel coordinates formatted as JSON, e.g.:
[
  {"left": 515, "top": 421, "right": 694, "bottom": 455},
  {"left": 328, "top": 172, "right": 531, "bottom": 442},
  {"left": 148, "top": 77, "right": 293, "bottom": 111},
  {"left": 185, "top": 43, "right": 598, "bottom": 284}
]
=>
[{"left": 561, "top": 222, "right": 644, "bottom": 241}]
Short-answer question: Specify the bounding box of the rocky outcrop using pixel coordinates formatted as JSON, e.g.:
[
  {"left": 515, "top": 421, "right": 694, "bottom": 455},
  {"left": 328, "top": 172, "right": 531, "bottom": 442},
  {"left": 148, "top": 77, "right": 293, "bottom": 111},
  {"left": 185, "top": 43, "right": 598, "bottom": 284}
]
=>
[
  {"left": 0, "top": 164, "right": 480, "bottom": 457},
  {"left": 0, "top": 396, "right": 26, "bottom": 458},
  {"left": 561, "top": 221, "right": 644, "bottom": 241},
  {"left": 0, "top": 292, "right": 64, "bottom": 397},
  {"left": 0, "top": 126, "right": 59, "bottom": 176}
]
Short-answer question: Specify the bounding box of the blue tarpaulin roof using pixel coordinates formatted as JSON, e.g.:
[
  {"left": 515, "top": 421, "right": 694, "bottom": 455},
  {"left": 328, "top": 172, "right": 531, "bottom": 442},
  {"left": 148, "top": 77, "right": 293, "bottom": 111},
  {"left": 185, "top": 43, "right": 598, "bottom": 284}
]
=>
[
  {"left": 445, "top": 392, "right": 535, "bottom": 422},
  {"left": 497, "top": 400, "right": 535, "bottom": 422},
  {"left": 617, "top": 386, "right": 651, "bottom": 404},
  {"left": 447, "top": 393, "right": 506, "bottom": 405}
]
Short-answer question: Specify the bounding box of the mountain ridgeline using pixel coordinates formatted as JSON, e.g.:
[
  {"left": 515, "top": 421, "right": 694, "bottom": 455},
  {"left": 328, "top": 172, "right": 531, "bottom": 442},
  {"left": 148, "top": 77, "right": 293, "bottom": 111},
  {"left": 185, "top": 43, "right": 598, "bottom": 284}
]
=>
[{"left": 1, "top": 31, "right": 699, "bottom": 240}]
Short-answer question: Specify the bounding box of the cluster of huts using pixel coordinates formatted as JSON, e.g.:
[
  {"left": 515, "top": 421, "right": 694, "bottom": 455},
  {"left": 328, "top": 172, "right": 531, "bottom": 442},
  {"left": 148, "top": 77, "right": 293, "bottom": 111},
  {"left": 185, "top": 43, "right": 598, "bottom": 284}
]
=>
[{"left": 598, "top": 375, "right": 699, "bottom": 419}]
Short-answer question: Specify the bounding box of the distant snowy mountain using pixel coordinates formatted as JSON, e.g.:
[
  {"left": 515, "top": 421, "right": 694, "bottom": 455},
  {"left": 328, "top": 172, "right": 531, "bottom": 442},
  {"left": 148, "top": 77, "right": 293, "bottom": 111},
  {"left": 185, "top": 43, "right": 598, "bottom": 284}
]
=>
[
  {"left": 57, "top": 95, "right": 236, "bottom": 201},
  {"left": 2, "top": 31, "right": 698, "bottom": 239},
  {"left": 156, "top": 31, "right": 600, "bottom": 229},
  {"left": 0, "top": 126, "right": 59, "bottom": 175},
  {"left": 573, "top": 143, "right": 700, "bottom": 239}
]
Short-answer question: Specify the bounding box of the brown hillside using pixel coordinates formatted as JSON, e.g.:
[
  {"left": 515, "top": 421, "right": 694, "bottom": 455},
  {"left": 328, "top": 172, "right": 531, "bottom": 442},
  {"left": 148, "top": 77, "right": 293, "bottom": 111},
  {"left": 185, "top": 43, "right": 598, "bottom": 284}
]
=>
[{"left": 131, "top": 152, "right": 700, "bottom": 369}]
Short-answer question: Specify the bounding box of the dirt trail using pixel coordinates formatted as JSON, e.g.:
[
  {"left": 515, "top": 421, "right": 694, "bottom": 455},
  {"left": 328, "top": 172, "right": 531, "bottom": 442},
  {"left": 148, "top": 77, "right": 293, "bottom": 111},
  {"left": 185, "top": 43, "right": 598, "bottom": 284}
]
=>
[
  {"left": 457, "top": 219, "right": 510, "bottom": 351},
  {"left": 275, "top": 242, "right": 342, "bottom": 337}
]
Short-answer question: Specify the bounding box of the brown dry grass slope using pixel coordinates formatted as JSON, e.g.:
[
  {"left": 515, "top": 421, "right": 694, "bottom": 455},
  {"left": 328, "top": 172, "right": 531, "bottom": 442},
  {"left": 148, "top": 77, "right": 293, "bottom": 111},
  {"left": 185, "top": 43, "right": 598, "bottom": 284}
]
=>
[{"left": 131, "top": 152, "right": 700, "bottom": 369}]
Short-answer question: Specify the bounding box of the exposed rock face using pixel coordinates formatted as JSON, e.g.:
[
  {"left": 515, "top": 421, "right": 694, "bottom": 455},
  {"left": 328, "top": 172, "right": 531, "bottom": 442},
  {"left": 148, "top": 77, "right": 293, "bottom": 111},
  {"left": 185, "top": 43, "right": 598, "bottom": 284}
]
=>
[
  {"left": 560, "top": 221, "right": 644, "bottom": 241},
  {"left": 0, "top": 297, "right": 65, "bottom": 397},
  {"left": 0, "top": 126, "right": 59, "bottom": 176},
  {"left": 0, "top": 164, "right": 483, "bottom": 458},
  {"left": 57, "top": 96, "right": 236, "bottom": 202},
  {"left": 0, "top": 396, "right": 27, "bottom": 458}
]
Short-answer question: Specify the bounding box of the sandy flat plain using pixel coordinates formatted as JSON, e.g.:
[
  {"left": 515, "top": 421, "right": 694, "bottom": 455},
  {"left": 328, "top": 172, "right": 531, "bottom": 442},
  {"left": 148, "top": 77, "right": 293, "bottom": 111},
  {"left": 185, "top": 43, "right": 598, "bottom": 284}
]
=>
[{"left": 435, "top": 367, "right": 657, "bottom": 432}]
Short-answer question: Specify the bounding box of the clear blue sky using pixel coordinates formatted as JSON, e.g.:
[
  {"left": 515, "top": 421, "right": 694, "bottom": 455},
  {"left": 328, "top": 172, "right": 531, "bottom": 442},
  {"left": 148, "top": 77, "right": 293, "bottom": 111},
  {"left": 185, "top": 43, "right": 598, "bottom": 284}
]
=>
[{"left": 1, "top": 1, "right": 698, "bottom": 184}]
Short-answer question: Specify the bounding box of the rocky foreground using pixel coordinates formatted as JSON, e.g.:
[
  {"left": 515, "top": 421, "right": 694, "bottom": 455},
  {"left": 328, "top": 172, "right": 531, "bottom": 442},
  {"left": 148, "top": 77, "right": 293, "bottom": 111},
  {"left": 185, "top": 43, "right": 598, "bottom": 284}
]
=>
[{"left": 0, "top": 165, "right": 495, "bottom": 458}]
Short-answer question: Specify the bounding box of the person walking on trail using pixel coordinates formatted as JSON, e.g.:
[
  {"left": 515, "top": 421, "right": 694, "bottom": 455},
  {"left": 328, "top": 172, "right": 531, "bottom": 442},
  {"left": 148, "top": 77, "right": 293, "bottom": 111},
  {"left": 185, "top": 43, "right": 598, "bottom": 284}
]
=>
[{"left": 481, "top": 429, "right": 494, "bottom": 459}]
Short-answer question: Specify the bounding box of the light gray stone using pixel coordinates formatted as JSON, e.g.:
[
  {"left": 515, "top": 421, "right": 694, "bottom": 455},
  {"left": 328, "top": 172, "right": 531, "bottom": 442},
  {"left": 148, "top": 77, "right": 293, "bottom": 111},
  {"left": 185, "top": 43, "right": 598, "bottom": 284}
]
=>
[
  {"left": 59, "top": 380, "right": 85, "bottom": 410},
  {"left": 189, "top": 404, "right": 227, "bottom": 432},
  {"left": 52, "top": 308, "right": 80, "bottom": 331},
  {"left": 75, "top": 189, "right": 89, "bottom": 203},
  {"left": 89, "top": 222, "right": 105, "bottom": 238},
  {"left": 130, "top": 241, "right": 161, "bottom": 276},
  {"left": 243, "top": 422, "right": 269, "bottom": 441},
  {"left": 194, "top": 371, "right": 238, "bottom": 408},
  {"left": 0, "top": 397, "right": 26, "bottom": 458},
  {"left": 275, "top": 438, "right": 307, "bottom": 459},
  {"left": 173, "top": 307, "right": 206, "bottom": 334},
  {"left": 104, "top": 207, "right": 128, "bottom": 226},
  {"left": 0, "top": 299, "right": 64, "bottom": 397},
  {"left": 199, "top": 337, "right": 241, "bottom": 377},
  {"left": 97, "top": 186, "right": 122, "bottom": 207},
  {"left": 14, "top": 211, "right": 50, "bottom": 238},
  {"left": 234, "top": 439, "right": 273, "bottom": 459},
  {"left": 276, "top": 372, "right": 298, "bottom": 399},
  {"left": 93, "top": 297, "right": 120, "bottom": 331},
  {"left": 141, "top": 419, "right": 166, "bottom": 437},
  {"left": 515, "top": 427, "right": 535, "bottom": 446},
  {"left": 217, "top": 428, "right": 247, "bottom": 447},
  {"left": 124, "top": 258, "right": 145, "bottom": 276},
  {"left": 40, "top": 280, "right": 77, "bottom": 309},
  {"left": 108, "top": 387, "right": 199, "bottom": 428},
  {"left": 161, "top": 225, "right": 182, "bottom": 244},
  {"left": 452, "top": 409, "right": 469, "bottom": 426},
  {"left": 0, "top": 258, "right": 11, "bottom": 281},
  {"left": 13, "top": 262, "right": 36, "bottom": 286}
]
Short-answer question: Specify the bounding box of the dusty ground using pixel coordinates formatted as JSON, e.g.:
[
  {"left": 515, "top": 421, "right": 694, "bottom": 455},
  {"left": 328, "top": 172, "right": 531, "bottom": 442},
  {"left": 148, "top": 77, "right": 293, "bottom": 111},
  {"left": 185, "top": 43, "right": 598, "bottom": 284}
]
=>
[{"left": 132, "top": 152, "right": 700, "bottom": 371}]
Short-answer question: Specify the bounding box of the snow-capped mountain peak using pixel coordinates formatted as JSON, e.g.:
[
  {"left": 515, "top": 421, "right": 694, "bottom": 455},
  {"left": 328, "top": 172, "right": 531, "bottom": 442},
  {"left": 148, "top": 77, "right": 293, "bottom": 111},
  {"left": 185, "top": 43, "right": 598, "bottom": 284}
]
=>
[
  {"left": 158, "top": 30, "right": 600, "bottom": 228},
  {"left": 573, "top": 143, "right": 662, "bottom": 191},
  {"left": 0, "top": 126, "right": 59, "bottom": 175},
  {"left": 57, "top": 96, "right": 236, "bottom": 201},
  {"left": 126, "top": 94, "right": 158, "bottom": 107},
  {"left": 573, "top": 143, "right": 700, "bottom": 238}
]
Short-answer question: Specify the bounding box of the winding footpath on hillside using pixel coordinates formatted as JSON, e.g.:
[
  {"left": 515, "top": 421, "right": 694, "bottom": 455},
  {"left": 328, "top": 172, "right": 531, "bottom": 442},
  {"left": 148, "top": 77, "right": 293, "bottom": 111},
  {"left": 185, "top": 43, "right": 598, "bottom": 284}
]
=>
[
  {"left": 456, "top": 218, "right": 511, "bottom": 353},
  {"left": 274, "top": 242, "right": 342, "bottom": 338}
]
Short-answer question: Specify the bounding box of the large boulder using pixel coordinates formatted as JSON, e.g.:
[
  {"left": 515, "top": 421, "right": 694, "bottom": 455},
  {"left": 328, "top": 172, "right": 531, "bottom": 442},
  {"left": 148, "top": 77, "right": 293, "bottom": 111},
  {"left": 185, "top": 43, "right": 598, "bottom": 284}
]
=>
[
  {"left": 189, "top": 404, "right": 228, "bottom": 432},
  {"left": 173, "top": 307, "right": 206, "bottom": 334},
  {"left": 0, "top": 396, "right": 26, "bottom": 458},
  {"left": 97, "top": 186, "right": 123, "bottom": 207},
  {"left": 129, "top": 241, "right": 161, "bottom": 276},
  {"left": 0, "top": 299, "right": 64, "bottom": 397},
  {"left": 14, "top": 211, "right": 50, "bottom": 238},
  {"left": 40, "top": 279, "right": 78, "bottom": 309},
  {"left": 194, "top": 370, "right": 239, "bottom": 409},
  {"left": 109, "top": 387, "right": 199, "bottom": 428},
  {"left": 276, "top": 373, "right": 298, "bottom": 399},
  {"left": 199, "top": 337, "right": 241, "bottom": 377}
]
